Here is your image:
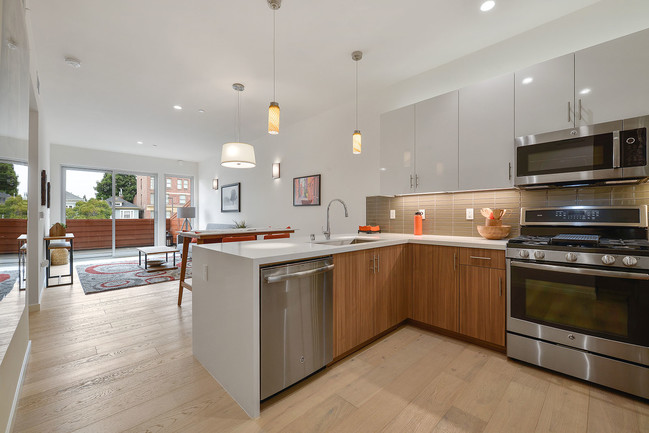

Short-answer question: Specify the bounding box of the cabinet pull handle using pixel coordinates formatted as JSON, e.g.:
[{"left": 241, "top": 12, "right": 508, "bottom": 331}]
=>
[
  {"left": 409, "top": 174, "right": 413, "bottom": 189},
  {"left": 508, "top": 162, "right": 512, "bottom": 181},
  {"left": 454, "top": 252, "right": 457, "bottom": 270},
  {"left": 499, "top": 277, "right": 502, "bottom": 297},
  {"left": 470, "top": 256, "right": 492, "bottom": 260},
  {"left": 370, "top": 257, "right": 375, "bottom": 273},
  {"left": 377, "top": 254, "right": 380, "bottom": 273},
  {"left": 568, "top": 101, "right": 571, "bottom": 122},
  {"left": 415, "top": 174, "right": 419, "bottom": 188},
  {"left": 578, "top": 99, "right": 583, "bottom": 121}
]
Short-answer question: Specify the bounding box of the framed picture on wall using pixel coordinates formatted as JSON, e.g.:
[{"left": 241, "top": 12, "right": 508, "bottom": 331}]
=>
[
  {"left": 293, "top": 174, "right": 321, "bottom": 206},
  {"left": 221, "top": 183, "right": 241, "bottom": 212}
]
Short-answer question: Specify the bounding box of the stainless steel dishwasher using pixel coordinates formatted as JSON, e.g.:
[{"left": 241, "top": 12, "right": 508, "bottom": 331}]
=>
[{"left": 260, "top": 256, "right": 334, "bottom": 400}]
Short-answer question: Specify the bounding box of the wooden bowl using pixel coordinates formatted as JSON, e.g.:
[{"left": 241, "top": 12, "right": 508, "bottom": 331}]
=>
[{"left": 477, "top": 225, "right": 511, "bottom": 240}]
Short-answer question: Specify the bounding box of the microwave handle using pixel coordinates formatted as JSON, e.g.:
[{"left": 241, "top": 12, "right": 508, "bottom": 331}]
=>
[
  {"left": 510, "top": 261, "right": 649, "bottom": 280},
  {"left": 613, "top": 131, "right": 621, "bottom": 168}
]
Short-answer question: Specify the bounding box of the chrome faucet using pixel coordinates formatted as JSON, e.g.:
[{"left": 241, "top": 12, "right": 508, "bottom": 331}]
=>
[{"left": 323, "top": 199, "right": 349, "bottom": 240}]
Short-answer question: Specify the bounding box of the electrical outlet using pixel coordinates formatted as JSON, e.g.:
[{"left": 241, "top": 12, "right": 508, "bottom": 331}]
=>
[
  {"left": 418, "top": 209, "right": 426, "bottom": 219},
  {"left": 466, "top": 208, "right": 474, "bottom": 220},
  {"left": 390, "top": 209, "right": 396, "bottom": 219}
]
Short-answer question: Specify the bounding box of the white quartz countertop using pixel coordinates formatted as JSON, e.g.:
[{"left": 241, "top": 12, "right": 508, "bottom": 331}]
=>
[{"left": 194, "top": 232, "right": 507, "bottom": 266}]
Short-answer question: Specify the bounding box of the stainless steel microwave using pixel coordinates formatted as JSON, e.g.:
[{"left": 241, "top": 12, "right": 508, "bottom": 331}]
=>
[{"left": 515, "top": 115, "right": 649, "bottom": 188}]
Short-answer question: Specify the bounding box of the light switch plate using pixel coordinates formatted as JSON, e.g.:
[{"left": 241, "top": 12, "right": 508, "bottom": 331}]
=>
[
  {"left": 418, "top": 209, "right": 426, "bottom": 219},
  {"left": 466, "top": 208, "right": 474, "bottom": 220},
  {"left": 390, "top": 209, "right": 396, "bottom": 219}
]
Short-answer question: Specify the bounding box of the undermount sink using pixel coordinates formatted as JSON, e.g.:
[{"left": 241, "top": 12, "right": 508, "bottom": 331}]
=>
[{"left": 314, "top": 238, "right": 380, "bottom": 246}]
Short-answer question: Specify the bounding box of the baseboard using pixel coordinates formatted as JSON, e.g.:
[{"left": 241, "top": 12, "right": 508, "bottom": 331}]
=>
[
  {"left": 28, "top": 304, "right": 40, "bottom": 312},
  {"left": 5, "top": 340, "right": 31, "bottom": 433}
]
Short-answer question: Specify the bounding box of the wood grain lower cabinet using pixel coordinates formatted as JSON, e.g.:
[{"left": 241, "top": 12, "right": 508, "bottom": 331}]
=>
[
  {"left": 411, "top": 244, "right": 459, "bottom": 332},
  {"left": 333, "top": 245, "right": 409, "bottom": 358},
  {"left": 459, "top": 265, "right": 506, "bottom": 347}
]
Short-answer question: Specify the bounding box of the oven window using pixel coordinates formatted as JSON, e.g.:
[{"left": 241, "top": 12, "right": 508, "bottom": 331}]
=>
[
  {"left": 517, "top": 133, "right": 613, "bottom": 177},
  {"left": 524, "top": 279, "right": 627, "bottom": 337},
  {"left": 510, "top": 263, "right": 649, "bottom": 346}
]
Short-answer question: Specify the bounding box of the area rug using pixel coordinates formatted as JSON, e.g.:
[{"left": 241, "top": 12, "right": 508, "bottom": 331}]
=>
[
  {"left": 76, "top": 260, "right": 192, "bottom": 294},
  {"left": 0, "top": 270, "right": 19, "bottom": 301}
]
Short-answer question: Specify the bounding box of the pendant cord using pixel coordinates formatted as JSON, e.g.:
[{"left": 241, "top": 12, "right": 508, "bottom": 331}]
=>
[
  {"left": 355, "top": 60, "right": 359, "bottom": 129},
  {"left": 236, "top": 90, "right": 241, "bottom": 142},
  {"left": 273, "top": 10, "right": 276, "bottom": 101}
]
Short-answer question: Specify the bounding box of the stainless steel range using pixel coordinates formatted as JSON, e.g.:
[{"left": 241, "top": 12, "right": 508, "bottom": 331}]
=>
[{"left": 506, "top": 205, "right": 649, "bottom": 399}]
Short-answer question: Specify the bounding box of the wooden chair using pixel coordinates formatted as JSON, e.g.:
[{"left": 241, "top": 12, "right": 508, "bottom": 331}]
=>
[
  {"left": 263, "top": 233, "right": 290, "bottom": 240},
  {"left": 222, "top": 235, "right": 257, "bottom": 243}
]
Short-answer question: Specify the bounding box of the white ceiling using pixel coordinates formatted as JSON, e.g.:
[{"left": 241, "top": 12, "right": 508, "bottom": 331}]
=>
[{"left": 27, "top": 0, "right": 600, "bottom": 161}]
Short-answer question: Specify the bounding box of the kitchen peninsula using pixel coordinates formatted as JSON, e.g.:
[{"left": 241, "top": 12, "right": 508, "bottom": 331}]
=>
[{"left": 192, "top": 233, "right": 506, "bottom": 417}]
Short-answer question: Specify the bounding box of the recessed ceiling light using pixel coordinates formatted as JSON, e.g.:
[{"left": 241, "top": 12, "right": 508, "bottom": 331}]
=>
[
  {"left": 64, "top": 57, "right": 81, "bottom": 68},
  {"left": 173, "top": 105, "right": 183, "bottom": 110},
  {"left": 480, "top": 1, "right": 495, "bottom": 12},
  {"left": 137, "top": 141, "right": 143, "bottom": 144},
  {"left": 198, "top": 109, "right": 206, "bottom": 113},
  {"left": 580, "top": 88, "right": 591, "bottom": 95},
  {"left": 522, "top": 77, "right": 533, "bottom": 85}
]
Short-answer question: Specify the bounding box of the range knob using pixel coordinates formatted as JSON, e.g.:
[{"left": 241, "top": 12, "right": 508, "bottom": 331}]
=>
[
  {"left": 601, "top": 255, "right": 616, "bottom": 265},
  {"left": 519, "top": 250, "right": 530, "bottom": 258},
  {"left": 534, "top": 251, "right": 545, "bottom": 260},
  {"left": 565, "top": 252, "right": 578, "bottom": 262},
  {"left": 622, "top": 256, "right": 638, "bottom": 267}
]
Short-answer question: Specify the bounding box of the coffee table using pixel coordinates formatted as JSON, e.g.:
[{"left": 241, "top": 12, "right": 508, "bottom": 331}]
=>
[{"left": 137, "top": 246, "right": 177, "bottom": 270}]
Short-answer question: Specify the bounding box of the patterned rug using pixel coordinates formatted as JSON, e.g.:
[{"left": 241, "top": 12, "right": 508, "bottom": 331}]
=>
[
  {"left": 0, "top": 270, "right": 19, "bottom": 301},
  {"left": 76, "top": 260, "right": 192, "bottom": 294}
]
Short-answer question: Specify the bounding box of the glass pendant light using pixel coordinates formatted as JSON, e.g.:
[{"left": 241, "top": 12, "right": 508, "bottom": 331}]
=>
[
  {"left": 352, "top": 50, "right": 363, "bottom": 154},
  {"left": 267, "top": 0, "right": 281, "bottom": 134},
  {"left": 221, "top": 83, "right": 256, "bottom": 168}
]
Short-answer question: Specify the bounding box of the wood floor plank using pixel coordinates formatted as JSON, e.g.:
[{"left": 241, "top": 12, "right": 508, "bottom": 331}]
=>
[{"left": 534, "top": 383, "right": 589, "bottom": 433}]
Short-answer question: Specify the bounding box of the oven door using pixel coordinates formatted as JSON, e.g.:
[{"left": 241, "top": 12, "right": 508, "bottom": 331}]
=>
[{"left": 507, "top": 260, "right": 649, "bottom": 366}]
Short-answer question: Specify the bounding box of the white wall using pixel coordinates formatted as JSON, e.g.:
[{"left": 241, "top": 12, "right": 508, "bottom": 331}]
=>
[
  {"left": 49, "top": 144, "right": 198, "bottom": 245},
  {"left": 198, "top": 100, "right": 379, "bottom": 236},
  {"left": 198, "top": 0, "right": 649, "bottom": 235}
]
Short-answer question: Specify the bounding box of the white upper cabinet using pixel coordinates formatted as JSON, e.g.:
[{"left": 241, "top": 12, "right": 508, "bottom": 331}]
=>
[
  {"left": 514, "top": 54, "right": 575, "bottom": 137},
  {"left": 414, "top": 91, "right": 459, "bottom": 192},
  {"left": 459, "top": 73, "right": 515, "bottom": 191},
  {"left": 379, "top": 105, "right": 415, "bottom": 195},
  {"left": 575, "top": 28, "right": 649, "bottom": 126}
]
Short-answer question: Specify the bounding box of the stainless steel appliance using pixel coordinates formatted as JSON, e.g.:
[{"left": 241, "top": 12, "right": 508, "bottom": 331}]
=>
[
  {"left": 506, "top": 206, "right": 649, "bottom": 398},
  {"left": 260, "top": 257, "right": 334, "bottom": 400},
  {"left": 515, "top": 115, "right": 649, "bottom": 188}
]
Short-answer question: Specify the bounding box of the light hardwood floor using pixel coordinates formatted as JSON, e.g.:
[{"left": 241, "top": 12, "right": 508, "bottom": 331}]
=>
[{"left": 14, "top": 273, "right": 649, "bottom": 432}]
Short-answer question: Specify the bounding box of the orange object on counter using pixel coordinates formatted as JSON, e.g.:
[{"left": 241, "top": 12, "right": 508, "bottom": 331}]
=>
[
  {"left": 358, "top": 225, "right": 381, "bottom": 232},
  {"left": 414, "top": 212, "right": 423, "bottom": 235}
]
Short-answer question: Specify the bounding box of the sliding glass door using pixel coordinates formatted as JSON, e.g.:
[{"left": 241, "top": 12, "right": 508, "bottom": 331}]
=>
[{"left": 114, "top": 172, "right": 156, "bottom": 256}]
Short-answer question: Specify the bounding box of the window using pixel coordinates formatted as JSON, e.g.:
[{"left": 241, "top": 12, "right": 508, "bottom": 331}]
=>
[
  {"left": 166, "top": 178, "right": 171, "bottom": 188},
  {"left": 177, "top": 179, "right": 181, "bottom": 189},
  {"left": 165, "top": 194, "right": 169, "bottom": 204},
  {"left": 179, "top": 195, "right": 186, "bottom": 205},
  {"left": 149, "top": 195, "right": 154, "bottom": 205},
  {"left": 166, "top": 211, "right": 171, "bottom": 218},
  {"left": 150, "top": 178, "right": 154, "bottom": 189},
  {"left": 183, "top": 179, "right": 189, "bottom": 189}
]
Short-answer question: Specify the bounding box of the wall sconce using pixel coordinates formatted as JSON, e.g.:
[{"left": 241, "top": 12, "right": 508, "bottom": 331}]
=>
[
  {"left": 272, "top": 163, "right": 281, "bottom": 179},
  {"left": 212, "top": 178, "right": 219, "bottom": 190}
]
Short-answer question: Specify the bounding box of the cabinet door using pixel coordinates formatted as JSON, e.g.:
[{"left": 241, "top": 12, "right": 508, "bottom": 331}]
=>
[
  {"left": 459, "top": 265, "right": 490, "bottom": 341},
  {"left": 415, "top": 91, "right": 459, "bottom": 192},
  {"left": 459, "top": 73, "right": 515, "bottom": 190},
  {"left": 515, "top": 54, "right": 575, "bottom": 137},
  {"left": 412, "top": 244, "right": 458, "bottom": 332},
  {"left": 575, "top": 28, "right": 649, "bottom": 126},
  {"left": 374, "top": 245, "right": 410, "bottom": 334},
  {"left": 487, "top": 269, "right": 506, "bottom": 347},
  {"left": 333, "top": 250, "right": 374, "bottom": 357},
  {"left": 379, "top": 105, "right": 415, "bottom": 195}
]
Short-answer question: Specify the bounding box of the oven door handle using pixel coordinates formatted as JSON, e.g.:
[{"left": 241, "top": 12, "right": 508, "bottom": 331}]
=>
[{"left": 510, "top": 261, "right": 649, "bottom": 280}]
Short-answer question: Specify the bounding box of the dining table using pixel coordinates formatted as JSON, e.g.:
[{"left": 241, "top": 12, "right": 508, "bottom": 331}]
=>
[{"left": 177, "top": 227, "right": 295, "bottom": 305}]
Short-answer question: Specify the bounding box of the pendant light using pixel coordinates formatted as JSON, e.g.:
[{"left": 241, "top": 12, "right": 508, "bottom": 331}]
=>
[
  {"left": 352, "top": 50, "right": 363, "bottom": 154},
  {"left": 221, "top": 83, "right": 256, "bottom": 168},
  {"left": 267, "top": 0, "right": 281, "bottom": 134}
]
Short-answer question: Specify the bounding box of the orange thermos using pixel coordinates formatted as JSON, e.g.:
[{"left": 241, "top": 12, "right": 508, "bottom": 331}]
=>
[{"left": 414, "top": 212, "right": 423, "bottom": 235}]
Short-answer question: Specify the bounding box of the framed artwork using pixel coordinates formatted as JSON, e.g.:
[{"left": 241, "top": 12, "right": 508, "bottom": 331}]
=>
[
  {"left": 46, "top": 182, "right": 51, "bottom": 208},
  {"left": 221, "top": 183, "right": 241, "bottom": 212},
  {"left": 293, "top": 174, "right": 321, "bottom": 206},
  {"left": 41, "top": 170, "right": 47, "bottom": 206}
]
